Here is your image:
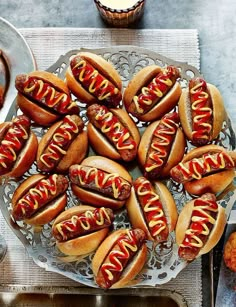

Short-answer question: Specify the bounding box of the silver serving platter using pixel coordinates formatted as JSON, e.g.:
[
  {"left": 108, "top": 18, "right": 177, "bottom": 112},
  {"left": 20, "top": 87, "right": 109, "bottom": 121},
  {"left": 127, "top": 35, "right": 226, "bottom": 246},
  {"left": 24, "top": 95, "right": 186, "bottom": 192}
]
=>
[
  {"left": 0, "top": 17, "right": 36, "bottom": 121},
  {"left": 0, "top": 46, "right": 235, "bottom": 288}
]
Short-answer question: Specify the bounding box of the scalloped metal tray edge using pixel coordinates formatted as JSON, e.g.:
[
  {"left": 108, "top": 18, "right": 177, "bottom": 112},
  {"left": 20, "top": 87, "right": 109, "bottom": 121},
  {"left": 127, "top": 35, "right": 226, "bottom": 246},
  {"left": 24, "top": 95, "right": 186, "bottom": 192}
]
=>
[{"left": 1, "top": 46, "right": 235, "bottom": 292}]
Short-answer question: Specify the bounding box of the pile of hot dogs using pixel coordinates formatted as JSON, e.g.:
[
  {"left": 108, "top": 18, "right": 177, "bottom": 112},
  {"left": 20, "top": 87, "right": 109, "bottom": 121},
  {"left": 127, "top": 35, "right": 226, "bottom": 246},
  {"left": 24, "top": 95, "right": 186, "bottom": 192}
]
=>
[{"left": 1, "top": 51, "right": 235, "bottom": 289}]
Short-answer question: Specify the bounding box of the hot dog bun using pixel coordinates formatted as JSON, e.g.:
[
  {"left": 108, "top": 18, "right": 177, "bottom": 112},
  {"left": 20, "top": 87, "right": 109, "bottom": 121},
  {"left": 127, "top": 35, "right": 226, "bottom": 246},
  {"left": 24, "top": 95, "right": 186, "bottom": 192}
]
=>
[
  {"left": 36, "top": 115, "right": 88, "bottom": 173},
  {"left": 65, "top": 52, "right": 122, "bottom": 108},
  {"left": 92, "top": 228, "right": 147, "bottom": 289},
  {"left": 179, "top": 79, "right": 226, "bottom": 146},
  {"left": 170, "top": 144, "right": 236, "bottom": 196},
  {"left": 0, "top": 115, "right": 38, "bottom": 178},
  {"left": 69, "top": 156, "right": 132, "bottom": 210},
  {"left": 12, "top": 174, "right": 68, "bottom": 225},
  {"left": 123, "top": 65, "right": 182, "bottom": 122},
  {"left": 126, "top": 177, "right": 178, "bottom": 242},
  {"left": 176, "top": 193, "right": 226, "bottom": 260},
  {"left": 52, "top": 205, "right": 114, "bottom": 256},
  {"left": 15, "top": 71, "right": 80, "bottom": 126},
  {"left": 87, "top": 104, "right": 140, "bottom": 161},
  {"left": 137, "top": 112, "right": 186, "bottom": 179}
]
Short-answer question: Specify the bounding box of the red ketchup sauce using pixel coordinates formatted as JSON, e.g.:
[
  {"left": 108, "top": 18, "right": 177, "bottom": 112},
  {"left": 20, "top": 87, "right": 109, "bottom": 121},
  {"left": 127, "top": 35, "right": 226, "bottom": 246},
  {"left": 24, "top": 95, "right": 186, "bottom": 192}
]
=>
[
  {"left": 178, "top": 197, "right": 218, "bottom": 259},
  {"left": 71, "top": 167, "right": 124, "bottom": 195},
  {"left": 0, "top": 116, "right": 30, "bottom": 170},
  {"left": 41, "top": 116, "right": 78, "bottom": 168},
  {"left": 135, "top": 66, "right": 178, "bottom": 113},
  {"left": 100, "top": 230, "right": 138, "bottom": 288},
  {"left": 144, "top": 112, "right": 179, "bottom": 174},
  {"left": 95, "top": 106, "right": 136, "bottom": 150},
  {"left": 23, "top": 76, "right": 72, "bottom": 113},
  {"left": 190, "top": 78, "right": 213, "bottom": 143},
  {"left": 14, "top": 175, "right": 58, "bottom": 220},
  {"left": 57, "top": 208, "right": 111, "bottom": 241},
  {"left": 71, "top": 57, "right": 120, "bottom": 105},
  {"left": 135, "top": 179, "right": 168, "bottom": 240}
]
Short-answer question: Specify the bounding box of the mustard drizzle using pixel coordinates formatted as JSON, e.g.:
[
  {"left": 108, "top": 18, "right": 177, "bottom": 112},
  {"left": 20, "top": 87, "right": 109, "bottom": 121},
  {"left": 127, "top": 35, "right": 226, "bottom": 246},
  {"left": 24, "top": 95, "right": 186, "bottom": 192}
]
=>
[
  {"left": 76, "top": 166, "right": 127, "bottom": 199},
  {"left": 55, "top": 207, "right": 111, "bottom": 241},
  {"left": 180, "top": 199, "right": 218, "bottom": 249},
  {"left": 137, "top": 179, "right": 166, "bottom": 236},
  {"left": 95, "top": 107, "right": 134, "bottom": 150}
]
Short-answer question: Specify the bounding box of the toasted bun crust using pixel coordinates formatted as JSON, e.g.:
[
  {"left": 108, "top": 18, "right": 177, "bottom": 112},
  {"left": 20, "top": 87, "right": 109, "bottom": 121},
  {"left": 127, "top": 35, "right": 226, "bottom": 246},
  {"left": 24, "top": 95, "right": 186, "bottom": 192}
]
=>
[
  {"left": 25, "top": 194, "right": 67, "bottom": 226},
  {"left": 184, "top": 169, "right": 235, "bottom": 196},
  {"left": 12, "top": 174, "right": 45, "bottom": 205},
  {"left": 123, "top": 65, "right": 162, "bottom": 110},
  {"left": 53, "top": 205, "right": 111, "bottom": 256},
  {"left": 56, "top": 228, "right": 109, "bottom": 256},
  {"left": 81, "top": 156, "right": 132, "bottom": 183},
  {"left": 66, "top": 67, "right": 97, "bottom": 105},
  {"left": 65, "top": 51, "right": 122, "bottom": 104},
  {"left": 12, "top": 173, "right": 67, "bottom": 226},
  {"left": 179, "top": 83, "right": 226, "bottom": 144},
  {"left": 182, "top": 144, "right": 225, "bottom": 162},
  {"left": 123, "top": 65, "right": 181, "bottom": 122},
  {"left": 138, "top": 120, "right": 186, "bottom": 177},
  {"left": 71, "top": 156, "right": 132, "bottom": 210},
  {"left": 176, "top": 199, "right": 226, "bottom": 257},
  {"left": 92, "top": 229, "right": 147, "bottom": 288},
  {"left": 37, "top": 118, "right": 88, "bottom": 173},
  {"left": 126, "top": 181, "right": 178, "bottom": 241},
  {"left": 17, "top": 71, "right": 72, "bottom": 127},
  {"left": 57, "top": 131, "right": 88, "bottom": 173},
  {"left": 53, "top": 205, "right": 97, "bottom": 225},
  {"left": 138, "top": 82, "right": 182, "bottom": 122},
  {"left": 28, "top": 71, "right": 70, "bottom": 95},
  {"left": 17, "top": 93, "right": 59, "bottom": 126},
  {"left": 87, "top": 108, "right": 140, "bottom": 161},
  {"left": 6, "top": 131, "right": 38, "bottom": 178},
  {"left": 78, "top": 52, "right": 122, "bottom": 90},
  {"left": 87, "top": 123, "right": 121, "bottom": 160},
  {"left": 180, "top": 145, "right": 235, "bottom": 195},
  {"left": 71, "top": 184, "right": 126, "bottom": 210}
]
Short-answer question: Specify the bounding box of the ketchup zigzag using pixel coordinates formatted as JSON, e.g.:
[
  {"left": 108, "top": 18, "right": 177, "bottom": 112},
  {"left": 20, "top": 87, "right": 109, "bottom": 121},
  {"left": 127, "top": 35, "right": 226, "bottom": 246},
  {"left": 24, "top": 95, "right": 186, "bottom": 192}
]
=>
[
  {"left": 133, "top": 66, "right": 179, "bottom": 114},
  {"left": 22, "top": 76, "right": 75, "bottom": 113},
  {"left": 189, "top": 78, "right": 213, "bottom": 143},
  {"left": 0, "top": 115, "right": 30, "bottom": 172}
]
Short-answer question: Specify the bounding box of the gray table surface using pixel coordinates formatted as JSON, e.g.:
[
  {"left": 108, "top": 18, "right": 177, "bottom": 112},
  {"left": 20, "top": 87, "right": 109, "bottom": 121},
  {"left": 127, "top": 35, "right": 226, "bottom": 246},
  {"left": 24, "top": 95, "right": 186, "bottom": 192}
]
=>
[
  {"left": 1, "top": 0, "right": 236, "bottom": 122},
  {"left": 1, "top": 0, "right": 236, "bottom": 306}
]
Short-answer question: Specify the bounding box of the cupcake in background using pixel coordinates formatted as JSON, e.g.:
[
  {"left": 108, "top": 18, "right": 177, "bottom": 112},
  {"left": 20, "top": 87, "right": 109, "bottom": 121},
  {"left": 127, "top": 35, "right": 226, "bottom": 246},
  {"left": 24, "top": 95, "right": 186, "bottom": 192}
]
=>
[{"left": 94, "top": 0, "right": 146, "bottom": 27}]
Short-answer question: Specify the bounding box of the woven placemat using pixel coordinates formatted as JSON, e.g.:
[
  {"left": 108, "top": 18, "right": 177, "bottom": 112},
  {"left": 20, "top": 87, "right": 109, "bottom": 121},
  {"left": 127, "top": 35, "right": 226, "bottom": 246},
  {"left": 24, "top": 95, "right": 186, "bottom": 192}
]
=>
[{"left": 0, "top": 28, "right": 201, "bottom": 307}]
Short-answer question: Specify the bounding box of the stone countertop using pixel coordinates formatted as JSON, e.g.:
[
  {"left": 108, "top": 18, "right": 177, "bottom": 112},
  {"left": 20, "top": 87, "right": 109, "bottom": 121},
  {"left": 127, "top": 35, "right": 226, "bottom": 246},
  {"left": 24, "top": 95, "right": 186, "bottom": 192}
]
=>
[{"left": 1, "top": 0, "right": 236, "bottom": 122}]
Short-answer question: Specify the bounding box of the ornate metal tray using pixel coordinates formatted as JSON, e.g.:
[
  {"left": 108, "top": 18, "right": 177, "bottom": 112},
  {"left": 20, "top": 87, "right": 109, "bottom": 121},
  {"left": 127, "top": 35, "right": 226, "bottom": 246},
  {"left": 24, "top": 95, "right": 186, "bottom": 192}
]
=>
[{"left": 1, "top": 46, "right": 235, "bottom": 288}]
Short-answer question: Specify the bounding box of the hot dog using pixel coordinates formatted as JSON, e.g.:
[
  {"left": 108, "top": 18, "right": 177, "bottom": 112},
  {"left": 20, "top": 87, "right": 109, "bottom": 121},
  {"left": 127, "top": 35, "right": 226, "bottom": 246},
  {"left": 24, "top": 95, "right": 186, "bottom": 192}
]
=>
[
  {"left": 65, "top": 52, "right": 122, "bottom": 108},
  {"left": 92, "top": 228, "right": 147, "bottom": 289},
  {"left": 87, "top": 104, "right": 140, "bottom": 162},
  {"left": 15, "top": 71, "right": 80, "bottom": 126},
  {"left": 37, "top": 114, "right": 88, "bottom": 173},
  {"left": 0, "top": 115, "right": 38, "bottom": 178},
  {"left": 12, "top": 174, "right": 69, "bottom": 225},
  {"left": 176, "top": 193, "right": 226, "bottom": 261},
  {"left": 178, "top": 77, "right": 225, "bottom": 146},
  {"left": 52, "top": 205, "right": 114, "bottom": 256},
  {"left": 223, "top": 232, "right": 236, "bottom": 272},
  {"left": 123, "top": 65, "right": 182, "bottom": 122},
  {"left": 138, "top": 112, "right": 186, "bottom": 179},
  {"left": 69, "top": 156, "right": 132, "bottom": 210},
  {"left": 170, "top": 144, "right": 236, "bottom": 195},
  {"left": 126, "top": 177, "right": 178, "bottom": 243}
]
